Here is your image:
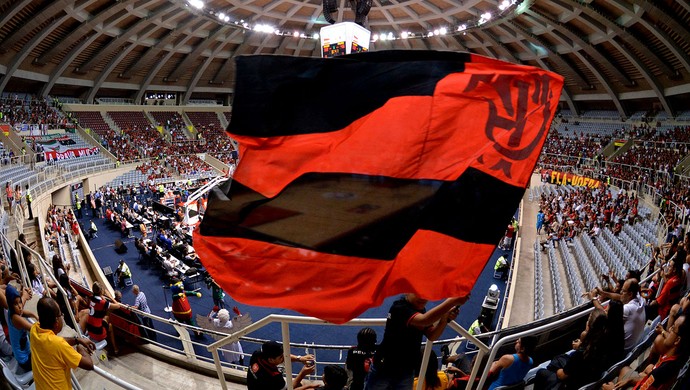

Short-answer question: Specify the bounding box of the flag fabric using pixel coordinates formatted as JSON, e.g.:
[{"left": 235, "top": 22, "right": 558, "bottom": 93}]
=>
[{"left": 194, "top": 50, "right": 563, "bottom": 323}]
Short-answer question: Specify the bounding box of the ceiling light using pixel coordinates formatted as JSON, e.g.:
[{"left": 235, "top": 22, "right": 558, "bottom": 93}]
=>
[
  {"left": 189, "top": 0, "right": 204, "bottom": 9},
  {"left": 401, "top": 31, "right": 408, "bottom": 39},
  {"left": 439, "top": 27, "right": 447, "bottom": 35},
  {"left": 218, "top": 12, "right": 225, "bottom": 20},
  {"left": 313, "top": 33, "right": 319, "bottom": 39}
]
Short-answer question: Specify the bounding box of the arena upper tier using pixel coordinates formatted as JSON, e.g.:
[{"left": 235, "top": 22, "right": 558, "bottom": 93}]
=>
[{"left": 0, "top": 0, "right": 689, "bottom": 116}]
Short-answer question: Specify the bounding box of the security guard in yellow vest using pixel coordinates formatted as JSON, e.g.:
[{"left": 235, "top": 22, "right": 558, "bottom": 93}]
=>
[
  {"left": 75, "top": 193, "right": 82, "bottom": 218},
  {"left": 25, "top": 185, "right": 33, "bottom": 220}
]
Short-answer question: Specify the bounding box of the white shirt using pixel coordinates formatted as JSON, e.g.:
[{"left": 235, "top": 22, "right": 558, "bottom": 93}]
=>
[{"left": 623, "top": 294, "right": 646, "bottom": 350}]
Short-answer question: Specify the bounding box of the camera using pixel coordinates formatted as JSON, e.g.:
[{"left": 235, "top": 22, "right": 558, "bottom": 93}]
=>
[
  {"left": 306, "top": 360, "right": 315, "bottom": 367},
  {"left": 204, "top": 275, "right": 217, "bottom": 290}
]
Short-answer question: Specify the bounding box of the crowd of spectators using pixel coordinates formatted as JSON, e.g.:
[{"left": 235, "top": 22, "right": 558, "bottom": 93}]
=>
[
  {"left": 542, "top": 132, "right": 610, "bottom": 159},
  {"left": 133, "top": 154, "right": 216, "bottom": 182},
  {"left": 611, "top": 143, "right": 687, "bottom": 180},
  {"left": 0, "top": 95, "right": 67, "bottom": 128},
  {"left": 611, "top": 122, "right": 690, "bottom": 144},
  {"left": 536, "top": 186, "right": 640, "bottom": 249},
  {"left": 539, "top": 118, "right": 690, "bottom": 232},
  {"left": 189, "top": 113, "right": 238, "bottom": 165}
]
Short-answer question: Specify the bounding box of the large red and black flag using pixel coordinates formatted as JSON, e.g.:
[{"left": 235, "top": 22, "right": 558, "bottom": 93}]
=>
[{"left": 195, "top": 50, "right": 563, "bottom": 323}]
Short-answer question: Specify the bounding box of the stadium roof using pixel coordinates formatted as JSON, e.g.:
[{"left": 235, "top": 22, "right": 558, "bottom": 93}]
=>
[{"left": 0, "top": 0, "right": 689, "bottom": 115}]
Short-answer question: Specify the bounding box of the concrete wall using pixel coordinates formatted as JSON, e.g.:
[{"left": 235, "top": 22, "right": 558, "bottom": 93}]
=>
[{"left": 51, "top": 185, "right": 72, "bottom": 207}]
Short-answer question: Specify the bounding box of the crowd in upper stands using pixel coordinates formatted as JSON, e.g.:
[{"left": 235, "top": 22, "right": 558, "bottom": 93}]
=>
[
  {"left": 536, "top": 186, "right": 640, "bottom": 248},
  {"left": 0, "top": 95, "right": 67, "bottom": 128},
  {"left": 1, "top": 97, "right": 239, "bottom": 183}
]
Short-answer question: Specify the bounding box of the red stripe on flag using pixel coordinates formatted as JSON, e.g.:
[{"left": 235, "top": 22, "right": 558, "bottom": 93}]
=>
[{"left": 194, "top": 229, "right": 494, "bottom": 323}]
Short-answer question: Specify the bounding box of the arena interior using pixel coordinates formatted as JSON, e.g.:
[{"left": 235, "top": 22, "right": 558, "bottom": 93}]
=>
[{"left": 1, "top": 0, "right": 690, "bottom": 389}]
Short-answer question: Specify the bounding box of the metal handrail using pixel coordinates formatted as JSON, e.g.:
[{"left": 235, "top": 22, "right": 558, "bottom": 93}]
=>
[
  {"left": 13, "top": 237, "right": 142, "bottom": 389},
  {"left": 475, "top": 306, "right": 595, "bottom": 389},
  {"left": 206, "top": 314, "right": 488, "bottom": 390}
]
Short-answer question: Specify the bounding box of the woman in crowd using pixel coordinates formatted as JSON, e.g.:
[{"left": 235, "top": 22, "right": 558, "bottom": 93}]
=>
[
  {"left": 27, "top": 263, "right": 56, "bottom": 298},
  {"left": 78, "top": 281, "right": 123, "bottom": 343},
  {"left": 534, "top": 308, "right": 610, "bottom": 389},
  {"left": 413, "top": 349, "right": 448, "bottom": 390}
]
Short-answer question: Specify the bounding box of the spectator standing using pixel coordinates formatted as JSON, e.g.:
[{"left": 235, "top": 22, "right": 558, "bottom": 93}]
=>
[
  {"left": 30, "top": 297, "right": 96, "bottom": 390},
  {"left": 212, "top": 308, "right": 244, "bottom": 364},
  {"left": 131, "top": 284, "right": 156, "bottom": 341},
  {"left": 648, "top": 258, "right": 683, "bottom": 320},
  {"left": 593, "top": 278, "right": 645, "bottom": 351},
  {"left": 15, "top": 184, "right": 21, "bottom": 208},
  {"left": 24, "top": 184, "right": 32, "bottom": 220},
  {"left": 364, "top": 293, "right": 469, "bottom": 390},
  {"left": 5, "top": 182, "right": 13, "bottom": 215},
  {"left": 499, "top": 222, "right": 516, "bottom": 250},
  {"left": 211, "top": 280, "right": 226, "bottom": 310},
  {"left": 346, "top": 327, "right": 377, "bottom": 390}
]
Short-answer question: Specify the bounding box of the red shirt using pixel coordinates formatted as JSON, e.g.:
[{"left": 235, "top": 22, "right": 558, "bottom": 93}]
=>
[
  {"left": 86, "top": 296, "right": 110, "bottom": 341},
  {"left": 633, "top": 354, "right": 679, "bottom": 390},
  {"left": 656, "top": 275, "right": 681, "bottom": 319}
]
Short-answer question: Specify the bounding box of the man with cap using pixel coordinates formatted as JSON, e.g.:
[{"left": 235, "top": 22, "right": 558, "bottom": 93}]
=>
[{"left": 247, "top": 340, "right": 316, "bottom": 390}]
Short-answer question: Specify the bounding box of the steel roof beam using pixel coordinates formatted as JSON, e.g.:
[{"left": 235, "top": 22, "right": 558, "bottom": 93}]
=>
[{"left": 76, "top": 3, "right": 178, "bottom": 74}]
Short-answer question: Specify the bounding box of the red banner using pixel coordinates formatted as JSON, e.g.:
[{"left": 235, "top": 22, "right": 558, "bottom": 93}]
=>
[{"left": 44, "top": 147, "right": 99, "bottom": 161}]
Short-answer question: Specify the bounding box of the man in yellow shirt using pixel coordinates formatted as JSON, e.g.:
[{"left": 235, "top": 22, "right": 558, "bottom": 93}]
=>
[{"left": 30, "top": 297, "right": 96, "bottom": 390}]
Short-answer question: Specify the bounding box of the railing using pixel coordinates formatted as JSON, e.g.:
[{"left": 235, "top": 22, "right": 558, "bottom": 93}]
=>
[
  {"left": 12, "top": 202, "right": 24, "bottom": 234},
  {"left": 96, "top": 98, "right": 135, "bottom": 105},
  {"left": 187, "top": 99, "right": 221, "bottom": 106},
  {"left": 8, "top": 229, "right": 495, "bottom": 390},
  {"left": 205, "top": 314, "right": 490, "bottom": 390}
]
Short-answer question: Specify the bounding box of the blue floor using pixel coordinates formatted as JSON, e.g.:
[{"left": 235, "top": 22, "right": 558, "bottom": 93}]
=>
[{"left": 79, "top": 206, "right": 512, "bottom": 364}]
